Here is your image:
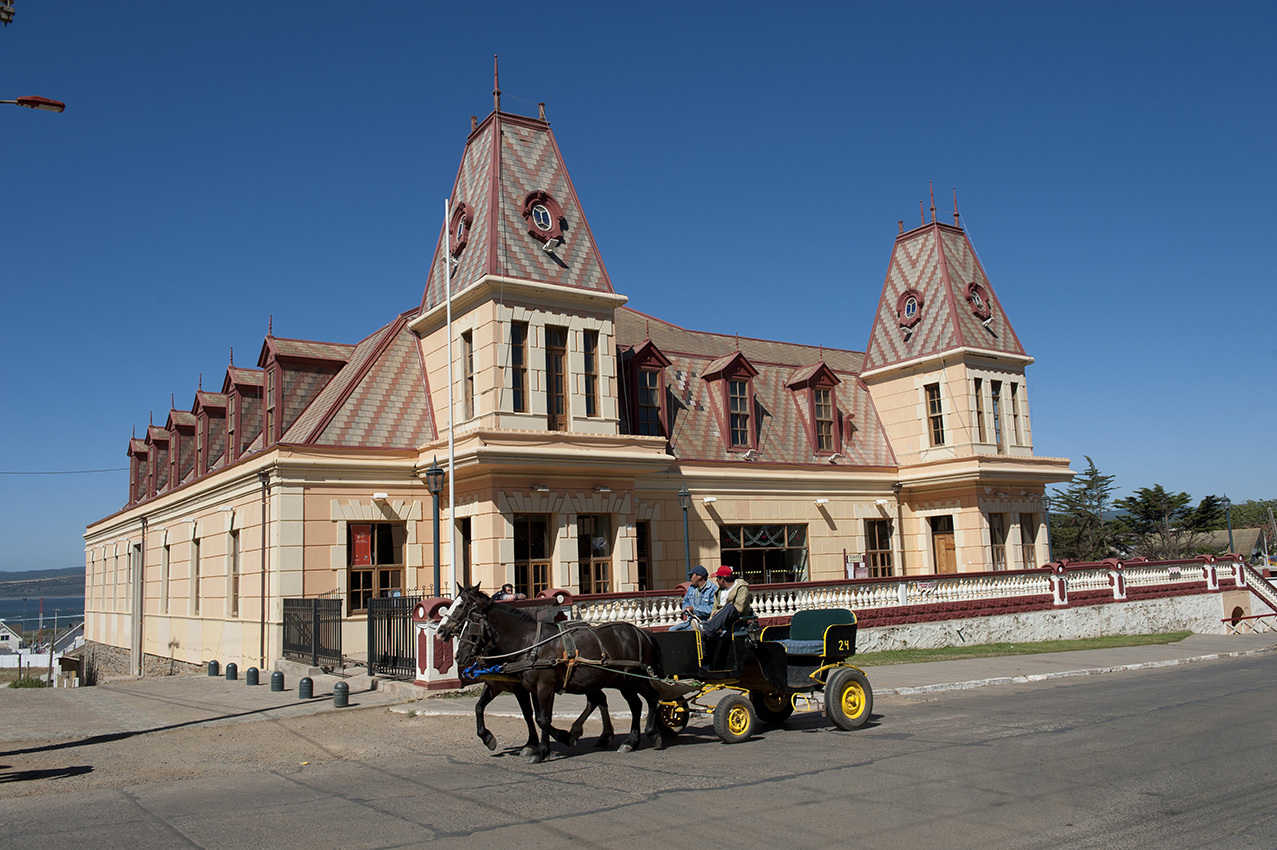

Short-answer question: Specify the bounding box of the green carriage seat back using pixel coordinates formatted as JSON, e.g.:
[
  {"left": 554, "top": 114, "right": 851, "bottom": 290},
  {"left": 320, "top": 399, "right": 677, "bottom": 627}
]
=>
[{"left": 780, "top": 608, "right": 856, "bottom": 656}]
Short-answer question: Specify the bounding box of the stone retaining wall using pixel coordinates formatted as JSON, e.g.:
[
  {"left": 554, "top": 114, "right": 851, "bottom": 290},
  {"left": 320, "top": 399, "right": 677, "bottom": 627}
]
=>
[{"left": 83, "top": 640, "right": 203, "bottom": 685}]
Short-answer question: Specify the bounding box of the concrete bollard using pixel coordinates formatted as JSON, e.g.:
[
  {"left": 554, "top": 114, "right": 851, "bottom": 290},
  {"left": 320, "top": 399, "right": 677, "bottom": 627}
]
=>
[
  {"left": 333, "top": 680, "right": 349, "bottom": 708},
  {"left": 207, "top": 660, "right": 220, "bottom": 677},
  {"left": 246, "top": 667, "right": 259, "bottom": 687},
  {"left": 299, "top": 677, "right": 313, "bottom": 700},
  {"left": 225, "top": 662, "right": 238, "bottom": 681},
  {"left": 270, "top": 671, "right": 284, "bottom": 692}
]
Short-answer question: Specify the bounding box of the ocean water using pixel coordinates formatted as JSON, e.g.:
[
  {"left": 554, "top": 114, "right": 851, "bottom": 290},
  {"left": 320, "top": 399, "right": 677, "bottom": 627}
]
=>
[{"left": 0, "top": 596, "right": 84, "bottom": 632}]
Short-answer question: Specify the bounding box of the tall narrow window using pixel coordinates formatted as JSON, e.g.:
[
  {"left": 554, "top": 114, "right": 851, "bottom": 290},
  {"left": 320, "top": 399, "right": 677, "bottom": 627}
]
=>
[
  {"left": 583, "top": 330, "right": 599, "bottom": 418},
  {"left": 1009, "top": 382, "right": 1021, "bottom": 446},
  {"left": 510, "top": 322, "right": 527, "bottom": 413},
  {"left": 925, "top": 383, "right": 945, "bottom": 446},
  {"left": 864, "top": 519, "right": 894, "bottom": 578},
  {"left": 230, "top": 530, "right": 241, "bottom": 618},
  {"left": 265, "top": 367, "right": 276, "bottom": 445},
  {"left": 546, "top": 326, "right": 567, "bottom": 431},
  {"left": 989, "top": 513, "right": 1007, "bottom": 570},
  {"left": 459, "top": 517, "right": 472, "bottom": 588},
  {"left": 991, "top": 380, "right": 1003, "bottom": 453},
  {"left": 635, "top": 521, "right": 650, "bottom": 591},
  {"left": 1019, "top": 513, "right": 1038, "bottom": 569},
  {"left": 161, "top": 544, "right": 171, "bottom": 615},
  {"left": 973, "top": 377, "right": 986, "bottom": 443},
  {"left": 638, "top": 369, "right": 662, "bottom": 436},
  {"left": 461, "top": 331, "right": 475, "bottom": 420},
  {"left": 729, "top": 379, "right": 751, "bottom": 448},
  {"left": 513, "top": 514, "right": 551, "bottom": 597},
  {"left": 226, "top": 396, "right": 237, "bottom": 462},
  {"left": 191, "top": 538, "right": 201, "bottom": 616},
  {"left": 577, "top": 514, "right": 611, "bottom": 594},
  {"left": 814, "top": 388, "right": 834, "bottom": 452}
]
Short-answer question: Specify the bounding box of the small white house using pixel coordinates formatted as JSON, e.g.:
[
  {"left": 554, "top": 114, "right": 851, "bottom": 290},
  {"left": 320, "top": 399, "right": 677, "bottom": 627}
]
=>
[{"left": 0, "top": 620, "right": 22, "bottom": 654}]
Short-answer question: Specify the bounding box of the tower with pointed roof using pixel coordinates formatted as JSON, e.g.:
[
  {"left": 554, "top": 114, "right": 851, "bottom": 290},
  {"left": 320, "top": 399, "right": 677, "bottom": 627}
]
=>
[{"left": 861, "top": 215, "right": 1071, "bottom": 573}]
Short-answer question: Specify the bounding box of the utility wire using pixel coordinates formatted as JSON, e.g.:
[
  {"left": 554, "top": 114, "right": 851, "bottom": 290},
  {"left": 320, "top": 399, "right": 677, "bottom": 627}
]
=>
[{"left": 0, "top": 468, "right": 129, "bottom": 475}]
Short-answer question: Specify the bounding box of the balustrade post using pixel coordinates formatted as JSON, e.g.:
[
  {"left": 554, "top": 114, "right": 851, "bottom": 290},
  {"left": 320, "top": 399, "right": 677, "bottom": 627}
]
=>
[{"left": 1048, "top": 564, "right": 1068, "bottom": 607}]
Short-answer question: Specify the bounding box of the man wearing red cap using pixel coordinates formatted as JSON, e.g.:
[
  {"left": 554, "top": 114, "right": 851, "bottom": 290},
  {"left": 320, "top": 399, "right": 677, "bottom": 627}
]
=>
[{"left": 692, "top": 565, "right": 754, "bottom": 636}]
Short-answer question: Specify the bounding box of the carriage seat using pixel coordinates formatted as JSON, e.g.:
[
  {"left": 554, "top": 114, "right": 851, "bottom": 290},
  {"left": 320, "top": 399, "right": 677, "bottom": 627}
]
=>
[{"left": 760, "top": 608, "right": 857, "bottom": 659}]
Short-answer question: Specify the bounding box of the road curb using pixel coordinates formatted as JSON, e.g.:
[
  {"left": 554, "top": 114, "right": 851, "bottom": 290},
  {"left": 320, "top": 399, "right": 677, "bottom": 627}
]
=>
[{"left": 886, "top": 646, "right": 1276, "bottom": 696}]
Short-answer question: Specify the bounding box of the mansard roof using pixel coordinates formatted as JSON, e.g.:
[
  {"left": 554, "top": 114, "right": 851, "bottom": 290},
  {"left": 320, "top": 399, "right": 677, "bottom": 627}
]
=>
[
  {"left": 616, "top": 308, "right": 894, "bottom": 467},
  {"left": 862, "top": 221, "right": 1027, "bottom": 373},
  {"left": 165, "top": 409, "right": 196, "bottom": 431},
  {"left": 193, "top": 391, "right": 227, "bottom": 411},
  {"left": 281, "top": 309, "right": 434, "bottom": 449},
  {"left": 145, "top": 425, "right": 169, "bottom": 444},
  {"left": 128, "top": 438, "right": 148, "bottom": 457},
  {"left": 420, "top": 108, "right": 613, "bottom": 313}
]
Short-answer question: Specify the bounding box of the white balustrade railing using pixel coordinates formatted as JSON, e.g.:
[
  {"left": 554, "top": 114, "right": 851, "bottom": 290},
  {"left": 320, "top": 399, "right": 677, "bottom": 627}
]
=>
[{"left": 566, "top": 556, "right": 1252, "bottom": 629}]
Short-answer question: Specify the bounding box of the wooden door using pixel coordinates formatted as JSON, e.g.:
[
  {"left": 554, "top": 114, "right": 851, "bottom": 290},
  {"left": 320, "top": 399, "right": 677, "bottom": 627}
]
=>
[{"left": 931, "top": 515, "right": 957, "bottom": 574}]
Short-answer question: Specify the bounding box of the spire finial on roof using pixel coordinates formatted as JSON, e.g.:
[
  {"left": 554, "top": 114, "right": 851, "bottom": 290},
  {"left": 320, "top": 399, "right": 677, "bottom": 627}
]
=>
[
  {"left": 953, "top": 186, "right": 961, "bottom": 227},
  {"left": 229, "top": 346, "right": 234, "bottom": 366},
  {"left": 171, "top": 393, "right": 175, "bottom": 410},
  {"left": 268, "top": 314, "right": 273, "bottom": 337},
  {"left": 819, "top": 344, "right": 824, "bottom": 361},
  {"left": 929, "top": 181, "right": 936, "bottom": 223},
  {"left": 132, "top": 426, "right": 136, "bottom": 438},
  {"left": 920, "top": 200, "right": 925, "bottom": 226},
  {"left": 149, "top": 411, "right": 153, "bottom": 426},
  {"left": 471, "top": 115, "right": 478, "bottom": 131},
  {"left": 538, "top": 102, "right": 546, "bottom": 121},
  {"left": 645, "top": 319, "right": 650, "bottom": 340},
  {"left": 898, "top": 220, "right": 904, "bottom": 235},
  {"left": 493, "top": 54, "right": 501, "bottom": 112},
  {"left": 735, "top": 332, "right": 740, "bottom": 351},
  {"left": 199, "top": 373, "right": 203, "bottom": 391}
]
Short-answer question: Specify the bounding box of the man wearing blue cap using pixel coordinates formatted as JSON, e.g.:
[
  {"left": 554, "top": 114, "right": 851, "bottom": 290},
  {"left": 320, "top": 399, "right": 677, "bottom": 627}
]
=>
[{"left": 669, "top": 565, "right": 716, "bottom": 631}]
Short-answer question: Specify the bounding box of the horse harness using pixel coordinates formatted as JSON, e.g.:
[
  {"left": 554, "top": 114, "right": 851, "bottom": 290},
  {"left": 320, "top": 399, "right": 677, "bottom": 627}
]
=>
[{"left": 457, "top": 608, "right": 647, "bottom": 691}]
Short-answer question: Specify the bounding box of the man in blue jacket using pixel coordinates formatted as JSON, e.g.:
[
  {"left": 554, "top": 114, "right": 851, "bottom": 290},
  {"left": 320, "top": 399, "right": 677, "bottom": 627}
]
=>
[{"left": 669, "top": 565, "right": 716, "bottom": 631}]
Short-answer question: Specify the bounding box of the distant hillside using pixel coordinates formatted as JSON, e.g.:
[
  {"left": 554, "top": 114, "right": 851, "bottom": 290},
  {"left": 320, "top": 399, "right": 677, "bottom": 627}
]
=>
[{"left": 0, "top": 567, "right": 84, "bottom": 598}]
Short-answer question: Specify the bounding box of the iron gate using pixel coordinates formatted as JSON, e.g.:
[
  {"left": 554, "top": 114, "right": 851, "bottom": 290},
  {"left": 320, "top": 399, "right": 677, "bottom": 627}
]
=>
[
  {"left": 367, "top": 594, "right": 424, "bottom": 679},
  {"left": 282, "top": 597, "right": 343, "bottom": 668}
]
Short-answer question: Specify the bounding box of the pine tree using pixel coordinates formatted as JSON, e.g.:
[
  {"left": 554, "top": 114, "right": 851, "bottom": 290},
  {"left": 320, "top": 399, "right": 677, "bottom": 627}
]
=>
[
  {"left": 1115, "top": 486, "right": 1217, "bottom": 559},
  {"left": 1050, "top": 457, "right": 1119, "bottom": 561}
]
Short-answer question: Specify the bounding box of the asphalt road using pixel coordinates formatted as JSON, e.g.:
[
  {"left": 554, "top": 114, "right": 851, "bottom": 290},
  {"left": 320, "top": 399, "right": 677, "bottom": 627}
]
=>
[{"left": 3, "top": 654, "right": 1275, "bottom": 849}]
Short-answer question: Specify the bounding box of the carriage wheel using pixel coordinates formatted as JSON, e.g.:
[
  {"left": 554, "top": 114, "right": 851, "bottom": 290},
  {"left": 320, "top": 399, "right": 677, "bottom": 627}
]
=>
[
  {"left": 750, "top": 690, "right": 794, "bottom": 725},
  {"left": 825, "top": 668, "right": 873, "bottom": 731},
  {"left": 713, "top": 693, "right": 756, "bottom": 744},
  {"left": 658, "top": 698, "right": 689, "bottom": 735}
]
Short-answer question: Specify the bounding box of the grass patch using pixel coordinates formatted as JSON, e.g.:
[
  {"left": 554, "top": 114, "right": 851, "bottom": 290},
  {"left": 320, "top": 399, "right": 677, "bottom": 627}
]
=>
[{"left": 853, "top": 631, "right": 1193, "bottom": 667}]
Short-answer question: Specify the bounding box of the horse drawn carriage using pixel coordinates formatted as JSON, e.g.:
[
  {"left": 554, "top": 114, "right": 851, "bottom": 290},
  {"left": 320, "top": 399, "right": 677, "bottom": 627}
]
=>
[
  {"left": 651, "top": 607, "right": 873, "bottom": 744},
  {"left": 436, "top": 585, "right": 873, "bottom": 761}
]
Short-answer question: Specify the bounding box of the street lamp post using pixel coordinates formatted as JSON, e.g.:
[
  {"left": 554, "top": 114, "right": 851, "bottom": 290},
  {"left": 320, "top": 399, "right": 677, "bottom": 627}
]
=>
[
  {"left": 1224, "top": 495, "right": 1234, "bottom": 554},
  {"left": 1043, "top": 496, "right": 1055, "bottom": 563},
  {"left": 1, "top": 96, "right": 65, "bottom": 113},
  {"left": 425, "top": 458, "right": 445, "bottom": 596},
  {"left": 678, "top": 486, "right": 691, "bottom": 578}
]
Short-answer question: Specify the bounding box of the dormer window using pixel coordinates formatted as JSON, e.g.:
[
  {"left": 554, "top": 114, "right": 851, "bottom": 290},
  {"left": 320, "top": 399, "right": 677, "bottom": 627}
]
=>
[
  {"left": 702, "top": 351, "right": 759, "bottom": 453},
  {"left": 521, "top": 190, "right": 566, "bottom": 245},
  {"left": 787, "top": 362, "right": 843, "bottom": 456},
  {"left": 449, "top": 201, "right": 473, "bottom": 258},
  {"left": 897, "top": 288, "right": 925, "bottom": 329},
  {"left": 626, "top": 339, "right": 672, "bottom": 438},
  {"left": 964, "top": 281, "right": 993, "bottom": 321},
  {"left": 264, "top": 365, "right": 277, "bottom": 445}
]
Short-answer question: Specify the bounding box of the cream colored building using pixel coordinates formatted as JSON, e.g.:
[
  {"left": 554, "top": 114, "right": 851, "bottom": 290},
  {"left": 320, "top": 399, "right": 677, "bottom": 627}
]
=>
[{"left": 83, "top": 102, "right": 1072, "bottom": 675}]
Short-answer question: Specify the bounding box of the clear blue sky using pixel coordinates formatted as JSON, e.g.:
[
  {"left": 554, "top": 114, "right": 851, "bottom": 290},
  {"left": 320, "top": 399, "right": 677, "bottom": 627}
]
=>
[{"left": 3, "top": 2, "right": 1274, "bottom": 573}]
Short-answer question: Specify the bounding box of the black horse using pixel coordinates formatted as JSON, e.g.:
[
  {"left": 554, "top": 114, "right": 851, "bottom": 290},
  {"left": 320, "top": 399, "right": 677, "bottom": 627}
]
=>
[
  {"left": 451, "top": 607, "right": 617, "bottom": 756},
  {"left": 438, "top": 584, "right": 663, "bottom": 763}
]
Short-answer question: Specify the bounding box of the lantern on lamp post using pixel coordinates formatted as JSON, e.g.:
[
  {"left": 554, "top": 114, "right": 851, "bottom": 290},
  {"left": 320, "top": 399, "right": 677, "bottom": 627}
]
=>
[
  {"left": 425, "top": 458, "right": 445, "bottom": 596},
  {"left": 678, "top": 485, "right": 691, "bottom": 578}
]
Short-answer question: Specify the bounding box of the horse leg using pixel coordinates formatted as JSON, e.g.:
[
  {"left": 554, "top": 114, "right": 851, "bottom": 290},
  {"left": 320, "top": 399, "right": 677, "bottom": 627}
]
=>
[
  {"left": 529, "top": 676, "right": 557, "bottom": 764},
  {"left": 617, "top": 686, "right": 644, "bottom": 753},
  {"left": 642, "top": 684, "right": 665, "bottom": 750},
  {"left": 474, "top": 682, "right": 501, "bottom": 751},
  {"left": 590, "top": 690, "right": 615, "bottom": 748},
  {"left": 512, "top": 687, "right": 540, "bottom": 758}
]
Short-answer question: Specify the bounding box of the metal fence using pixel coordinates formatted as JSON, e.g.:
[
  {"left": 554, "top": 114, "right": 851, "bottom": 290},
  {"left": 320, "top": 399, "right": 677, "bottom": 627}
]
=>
[
  {"left": 367, "top": 594, "right": 424, "bottom": 679},
  {"left": 282, "top": 597, "right": 343, "bottom": 668}
]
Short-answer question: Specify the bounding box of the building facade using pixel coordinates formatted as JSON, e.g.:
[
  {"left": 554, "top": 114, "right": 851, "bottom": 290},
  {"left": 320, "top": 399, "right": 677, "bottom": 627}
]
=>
[{"left": 84, "top": 102, "right": 1072, "bottom": 674}]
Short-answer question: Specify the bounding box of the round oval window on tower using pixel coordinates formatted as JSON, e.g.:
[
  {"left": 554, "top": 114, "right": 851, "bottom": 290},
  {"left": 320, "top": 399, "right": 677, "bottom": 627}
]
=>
[{"left": 532, "top": 204, "right": 552, "bottom": 231}]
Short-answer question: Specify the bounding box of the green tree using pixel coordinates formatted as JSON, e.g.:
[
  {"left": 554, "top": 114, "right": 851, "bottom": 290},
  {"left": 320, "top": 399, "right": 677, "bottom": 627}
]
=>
[
  {"left": 1049, "top": 457, "right": 1120, "bottom": 561},
  {"left": 1227, "top": 499, "right": 1277, "bottom": 529},
  {"left": 1114, "top": 485, "right": 1217, "bottom": 559}
]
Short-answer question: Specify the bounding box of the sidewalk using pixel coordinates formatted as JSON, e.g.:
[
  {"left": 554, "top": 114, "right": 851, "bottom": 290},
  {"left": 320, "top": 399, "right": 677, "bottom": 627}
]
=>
[{"left": 2, "top": 634, "right": 1272, "bottom": 740}]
